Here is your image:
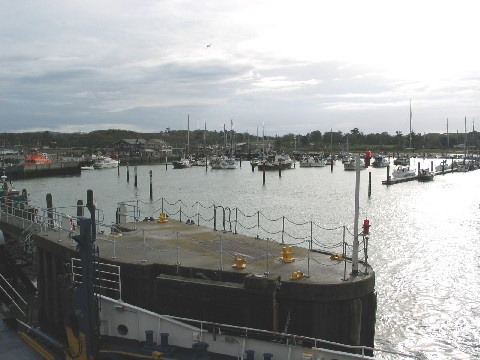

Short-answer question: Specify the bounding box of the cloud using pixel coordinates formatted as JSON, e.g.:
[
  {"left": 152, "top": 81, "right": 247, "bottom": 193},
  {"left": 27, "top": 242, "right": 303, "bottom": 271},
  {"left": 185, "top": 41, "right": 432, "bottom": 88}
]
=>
[{"left": 1, "top": 1, "right": 479, "bottom": 136}]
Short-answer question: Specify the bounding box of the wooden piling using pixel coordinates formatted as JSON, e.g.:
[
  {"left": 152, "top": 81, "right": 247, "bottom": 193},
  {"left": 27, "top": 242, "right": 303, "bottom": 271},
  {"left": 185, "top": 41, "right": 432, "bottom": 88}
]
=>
[
  {"left": 368, "top": 172, "right": 372, "bottom": 197},
  {"left": 134, "top": 166, "right": 138, "bottom": 188},
  {"left": 46, "top": 193, "right": 53, "bottom": 228},
  {"left": 149, "top": 170, "right": 153, "bottom": 200},
  {"left": 263, "top": 163, "right": 266, "bottom": 185}
]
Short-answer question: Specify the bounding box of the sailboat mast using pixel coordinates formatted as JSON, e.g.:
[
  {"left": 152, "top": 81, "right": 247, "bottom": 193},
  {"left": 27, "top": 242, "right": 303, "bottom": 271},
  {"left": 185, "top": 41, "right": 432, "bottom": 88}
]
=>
[
  {"left": 230, "top": 119, "right": 234, "bottom": 157},
  {"left": 409, "top": 99, "right": 412, "bottom": 149},
  {"left": 447, "top": 118, "right": 449, "bottom": 148},
  {"left": 187, "top": 114, "right": 190, "bottom": 157},
  {"left": 330, "top": 128, "right": 333, "bottom": 154}
]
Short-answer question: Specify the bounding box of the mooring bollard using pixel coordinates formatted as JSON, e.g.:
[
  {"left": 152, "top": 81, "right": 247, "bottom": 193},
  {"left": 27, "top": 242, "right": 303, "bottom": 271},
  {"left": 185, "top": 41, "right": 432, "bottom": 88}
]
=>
[{"left": 46, "top": 193, "right": 53, "bottom": 228}]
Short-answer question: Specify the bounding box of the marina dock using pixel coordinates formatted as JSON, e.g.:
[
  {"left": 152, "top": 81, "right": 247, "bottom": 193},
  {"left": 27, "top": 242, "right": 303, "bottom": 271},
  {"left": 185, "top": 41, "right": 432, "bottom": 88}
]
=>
[
  {"left": 382, "top": 164, "right": 459, "bottom": 185},
  {"left": 0, "top": 204, "right": 376, "bottom": 352},
  {"left": 3, "top": 162, "right": 81, "bottom": 179}
]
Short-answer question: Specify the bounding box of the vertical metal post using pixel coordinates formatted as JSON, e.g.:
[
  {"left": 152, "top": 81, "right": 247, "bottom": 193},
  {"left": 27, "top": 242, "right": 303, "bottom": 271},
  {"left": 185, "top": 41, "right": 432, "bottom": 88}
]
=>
[
  {"left": 352, "top": 155, "right": 360, "bottom": 276},
  {"left": 234, "top": 208, "right": 238, "bottom": 234},
  {"left": 219, "top": 235, "right": 223, "bottom": 270},
  {"left": 222, "top": 207, "right": 225, "bottom": 231},
  {"left": 142, "top": 229, "right": 147, "bottom": 262},
  {"left": 176, "top": 231, "right": 180, "bottom": 268},
  {"left": 112, "top": 236, "right": 117, "bottom": 259},
  {"left": 265, "top": 236, "right": 269, "bottom": 275},
  {"left": 256, "top": 211, "right": 260, "bottom": 238},
  {"left": 281, "top": 216, "right": 285, "bottom": 244},
  {"left": 308, "top": 220, "right": 312, "bottom": 277},
  {"left": 343, "top": 226, "right": 347, "bottom": 281},
  {"left": 213, "top": 205, "right": 217, "bottom": 231},
  {"left": 197, "top": 202, "right": 200, "bottom": 225}
]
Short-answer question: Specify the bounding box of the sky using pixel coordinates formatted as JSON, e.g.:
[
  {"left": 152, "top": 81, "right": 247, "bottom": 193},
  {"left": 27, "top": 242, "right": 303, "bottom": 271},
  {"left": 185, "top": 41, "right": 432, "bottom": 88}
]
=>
[{"left": 1, "top": 0, "right": 479, "bottom": 137}]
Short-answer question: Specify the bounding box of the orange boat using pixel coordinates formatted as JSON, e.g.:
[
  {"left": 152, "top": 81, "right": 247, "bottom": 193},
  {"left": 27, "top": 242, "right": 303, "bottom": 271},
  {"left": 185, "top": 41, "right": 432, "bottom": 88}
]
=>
[{"left": 23, "top": 152, "right": 53, "bottom": 166}]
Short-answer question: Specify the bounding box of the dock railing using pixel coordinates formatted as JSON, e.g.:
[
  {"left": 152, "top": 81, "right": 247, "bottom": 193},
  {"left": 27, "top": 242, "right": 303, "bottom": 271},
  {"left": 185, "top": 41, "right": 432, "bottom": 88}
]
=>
[{"left": 0, "top": 195, "right": 370, "bottom": 280}]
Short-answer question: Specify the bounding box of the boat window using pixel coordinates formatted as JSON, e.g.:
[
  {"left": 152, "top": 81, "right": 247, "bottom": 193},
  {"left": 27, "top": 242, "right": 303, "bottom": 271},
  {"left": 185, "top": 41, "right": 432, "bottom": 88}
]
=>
[{"left": 117, "top": 324, "right": 128, "bottom": 335}]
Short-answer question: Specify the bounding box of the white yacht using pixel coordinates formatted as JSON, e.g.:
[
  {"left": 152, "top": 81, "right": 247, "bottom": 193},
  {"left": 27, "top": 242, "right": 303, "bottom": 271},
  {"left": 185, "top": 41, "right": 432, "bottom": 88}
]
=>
[
  {"left": 391, "top": 165, "right": 416, "bottom": 178},
  {"left": 92, "top": 156, "right": 119, "bottom": 169}
]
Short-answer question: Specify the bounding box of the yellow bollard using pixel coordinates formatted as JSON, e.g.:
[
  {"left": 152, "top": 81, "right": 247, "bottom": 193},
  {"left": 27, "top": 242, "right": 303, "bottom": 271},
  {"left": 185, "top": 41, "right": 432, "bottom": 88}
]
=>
[
  {"left": 232, "top": 254, "right": 247, "bottom": 269},
  {"left": 152, "top": 351, "right": 163, "bottom": 360},
  {"left": 157, "top": 212, "right": 168, "bottom": 223},
  {"left": 279, "top": 246, "right": 295, "bottom": 263},
  {"left": 329, "top": 253, "right": 344, "bottom": 261},
  {"left": 291, "top": 271, "right": 304, "bottom": 280}
]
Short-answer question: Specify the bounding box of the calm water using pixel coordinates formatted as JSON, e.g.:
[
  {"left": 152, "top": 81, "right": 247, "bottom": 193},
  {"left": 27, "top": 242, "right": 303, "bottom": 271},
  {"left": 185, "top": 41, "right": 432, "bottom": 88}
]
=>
[{"left": 14, "top": 158, "right": 480, "bottom": 359}]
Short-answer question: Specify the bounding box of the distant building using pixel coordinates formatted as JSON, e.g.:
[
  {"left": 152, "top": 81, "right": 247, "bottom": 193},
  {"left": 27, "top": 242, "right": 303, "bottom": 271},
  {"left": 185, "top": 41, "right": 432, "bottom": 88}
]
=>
[{"left": 113, "top": 138, "right": 172, "bottom": 157}]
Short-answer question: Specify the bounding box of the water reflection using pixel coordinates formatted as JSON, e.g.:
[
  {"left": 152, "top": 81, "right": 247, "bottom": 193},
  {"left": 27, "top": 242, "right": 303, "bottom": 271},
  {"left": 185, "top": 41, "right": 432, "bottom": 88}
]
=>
[{"left": 15, "top": 159, "right": 480, "bottom": 359}]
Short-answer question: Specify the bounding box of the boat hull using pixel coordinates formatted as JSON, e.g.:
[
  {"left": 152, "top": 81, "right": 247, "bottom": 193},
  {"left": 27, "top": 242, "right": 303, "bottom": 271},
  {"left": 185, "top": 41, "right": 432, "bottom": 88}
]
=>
[{"left": 172, "top": 160, "right": 192, "bottom": 169}]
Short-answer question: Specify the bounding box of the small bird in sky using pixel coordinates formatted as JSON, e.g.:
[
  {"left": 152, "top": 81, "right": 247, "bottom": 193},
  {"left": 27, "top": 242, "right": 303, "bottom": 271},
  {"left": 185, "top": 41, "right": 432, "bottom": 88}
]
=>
[{"left": 206, "top": 44, "right": 211, "bottom": 47}]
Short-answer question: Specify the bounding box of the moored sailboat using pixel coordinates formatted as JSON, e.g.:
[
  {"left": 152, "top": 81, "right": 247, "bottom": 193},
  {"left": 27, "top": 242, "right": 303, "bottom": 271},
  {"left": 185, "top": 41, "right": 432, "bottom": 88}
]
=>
[{"left": 173, "top": 115, "right": 193, "bottom": 169}]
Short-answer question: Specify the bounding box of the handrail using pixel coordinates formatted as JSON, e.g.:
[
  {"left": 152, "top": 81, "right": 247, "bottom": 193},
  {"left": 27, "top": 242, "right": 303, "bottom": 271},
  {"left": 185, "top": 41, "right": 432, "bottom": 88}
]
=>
[
  {"left": 1, "top": 197, "right": 369, "bottom": 276},
  {"left": 0, "top": 273, "right": 28, "bottom": 319}
]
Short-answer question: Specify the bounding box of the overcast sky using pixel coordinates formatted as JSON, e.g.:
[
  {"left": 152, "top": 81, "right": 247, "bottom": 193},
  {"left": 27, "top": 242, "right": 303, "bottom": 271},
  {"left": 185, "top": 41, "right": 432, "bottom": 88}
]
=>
[{"left": 1, "top": 1, "right": 479, "bottom": 136}]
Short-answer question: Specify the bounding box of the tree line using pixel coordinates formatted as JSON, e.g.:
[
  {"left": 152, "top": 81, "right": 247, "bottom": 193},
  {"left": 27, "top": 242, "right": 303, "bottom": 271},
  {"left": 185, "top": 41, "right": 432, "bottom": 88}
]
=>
[{"left": 0, "top": 127, "right": 476, "bottom": 154}]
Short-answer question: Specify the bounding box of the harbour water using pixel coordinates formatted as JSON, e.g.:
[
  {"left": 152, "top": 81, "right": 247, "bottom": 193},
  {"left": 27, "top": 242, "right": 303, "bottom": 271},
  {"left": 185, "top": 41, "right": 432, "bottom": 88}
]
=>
[{"left": 13, "top": 158, "right": 480, "bottom": 359}]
